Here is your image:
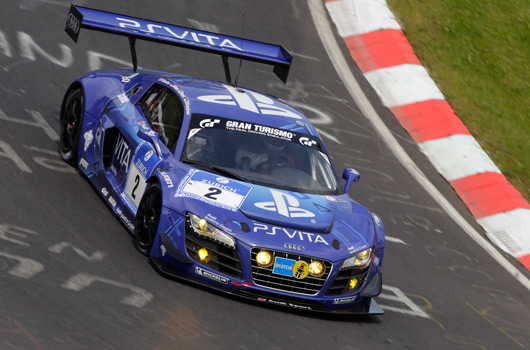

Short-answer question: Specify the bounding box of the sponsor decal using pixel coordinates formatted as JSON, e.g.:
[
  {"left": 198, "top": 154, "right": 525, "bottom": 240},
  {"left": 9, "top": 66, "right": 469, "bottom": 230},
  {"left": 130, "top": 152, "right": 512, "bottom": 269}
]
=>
[
  {"left": 257, "top": 298, "right": 312, "bottom": 310},
  {"left": 348, "top": 244, "right": 368, "bottom": 254},
  {"left": 117, "top": 17, "right": 243, "bottom": 50},
  {"left": 325, "top": 195, "right": 337, "bottom": 202},
  {"left": 108, "top": 196, "right": 117, "bottom": 207},
  {"left": 283, "top": 243, "right": 305, "bottom": 252},
  {"left": 79, "top": 158, "right": 89, "bottom": 170},
  {"left": 204, "top": 214, "right": 233, "bottom": 233},
  {"left": 272, "top": 258, "right": 309, "bottom": 279},
  {"left": 160, "top": 245, "right": 167, "bottom": 257},
  {"left": 159, "top": 171, "right": 174, "bottom": 188},
  {"left": 83, "top": 130, "right": 93, "bottom": 152},
  {"left": 254, "top": 223, "right": 329, "bottom": 245},
  {"left": 292, "top": 261, "right": 309, "bottom": 279},
  {"left": 198, "top": 85, "right": 302, "bottom": 119},
  {"left": 272, "top": 257, "right": 296, "bottom": 277},
  {"left": 183, "top": 97, "right": 191, "bottom": 115},
  {"left": 144, "top": 150, "right": 154, "bottom": 162},
  {"left": 225, "top": 120, "right": 294, "bottom": 141},
  {"left": 101, "top": 187, "right": 109, "bottom": 197},
  {"left": 216, "top": 177, "right": 229, "bottom": 184},
  {"left": 114, "top": 135, "right": 131, "bottom": 172},
  {"left": 116, "top": 207, "right": 135, "bottom": 231},
  {"left": 134, "top": 159, "right": 148, "bottom": 177},
  {"left": 95, "top": 123, "right": 104, "bottom": 147},
  {"left": 188, "top": 117, "right": 322, "bottom": 149},
  {"left": 66, "top": 12, "right": 80, "bottom": 34},
  {"left": 195, "top": 267, "right": 228, "bottom": 284},
  {"left": 255, "top": 189, "right": 315, "bottom": 218},
  {"left": 299, "top": 137, "right": 316, "bottom": 147},
  {"left": 199, "top": 119, "right": 220, "bottom": 128},
  {"left": 333, "top": 296, "right": 357, "bottom": 305},
  {"left": 121, "top": 72, "right": 139, "bottom": 83},
  {"left": 65, "top": 6, "right": 82, "bottom": 42},
  {"left": 175, "top": 170, "right": 252, "bottom": 212}
]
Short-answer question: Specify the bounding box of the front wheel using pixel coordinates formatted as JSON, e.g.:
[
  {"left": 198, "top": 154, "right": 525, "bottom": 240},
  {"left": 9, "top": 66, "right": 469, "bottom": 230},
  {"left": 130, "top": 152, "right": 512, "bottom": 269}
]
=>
[
  {"left": 59, "top": 87, "right": 84, "bottom": 166},
  {"left": 135, "top": 183, "right": 162, "bottom": 255}
]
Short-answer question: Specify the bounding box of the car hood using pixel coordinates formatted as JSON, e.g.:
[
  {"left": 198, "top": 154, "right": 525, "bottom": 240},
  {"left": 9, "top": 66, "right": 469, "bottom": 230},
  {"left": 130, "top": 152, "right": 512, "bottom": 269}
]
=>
[
  {"left": 238, "top": 186, "right": 335, "bottom": 232},
  {"left": 168, "top": 169, "right": 376, "bottom": 259}
]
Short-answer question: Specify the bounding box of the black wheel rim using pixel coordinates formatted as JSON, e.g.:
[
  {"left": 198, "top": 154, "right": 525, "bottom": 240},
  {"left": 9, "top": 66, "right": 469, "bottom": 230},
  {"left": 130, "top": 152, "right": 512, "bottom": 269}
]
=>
[
  {"left": 61, "top": 92, "right": 83, "bottom": 153},
  {"left": 136, "top": 189, "right": 161, "bottom": 251}
]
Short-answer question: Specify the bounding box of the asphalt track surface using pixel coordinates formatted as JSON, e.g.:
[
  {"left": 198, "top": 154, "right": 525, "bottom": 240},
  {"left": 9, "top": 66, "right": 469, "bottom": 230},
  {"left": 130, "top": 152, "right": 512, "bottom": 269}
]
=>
[{"left": 1, "top": 1, "right": 529, "bottom": 349}]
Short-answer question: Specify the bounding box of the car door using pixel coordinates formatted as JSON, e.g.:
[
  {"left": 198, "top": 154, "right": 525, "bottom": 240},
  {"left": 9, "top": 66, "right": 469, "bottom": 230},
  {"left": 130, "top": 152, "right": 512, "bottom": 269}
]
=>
[{"left": 123, "top": 82, "right": 185, "bottom": 213}]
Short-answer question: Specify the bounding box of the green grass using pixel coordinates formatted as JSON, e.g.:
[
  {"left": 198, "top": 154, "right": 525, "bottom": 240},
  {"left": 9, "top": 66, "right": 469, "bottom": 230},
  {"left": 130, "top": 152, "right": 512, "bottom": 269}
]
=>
[{"left": 387, "top": 0, "right": 530, "bottom": 201}]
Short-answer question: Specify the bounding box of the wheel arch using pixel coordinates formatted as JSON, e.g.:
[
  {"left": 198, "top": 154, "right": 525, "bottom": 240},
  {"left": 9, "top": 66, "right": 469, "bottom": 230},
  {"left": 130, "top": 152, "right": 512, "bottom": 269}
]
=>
[{"left": 60, "top": 81, "right": 84, "bottom": 119}]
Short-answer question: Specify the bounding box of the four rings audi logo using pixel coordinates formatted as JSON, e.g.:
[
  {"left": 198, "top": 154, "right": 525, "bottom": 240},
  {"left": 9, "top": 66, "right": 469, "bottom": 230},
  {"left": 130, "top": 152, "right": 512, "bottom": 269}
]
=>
[
  {"left": 67, "top": 13, "right": 80, "bottom": 33},
  {"left": 284, "top": 243, "right": 305, "bottom": 252}
]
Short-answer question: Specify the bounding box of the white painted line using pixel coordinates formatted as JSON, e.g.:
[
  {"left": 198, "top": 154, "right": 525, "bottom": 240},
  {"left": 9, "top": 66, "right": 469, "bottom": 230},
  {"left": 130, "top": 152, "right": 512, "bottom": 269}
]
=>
[
  {"left": 62, "top": 272, "right": 153, "bottom": 308},
  {"left": 477, "top": 209, "right": 530, "bottom": 257},
  {"left": 386, "top": 236, "right": 407, "bottom": 245},
  {"left": 326, "top": 0, "right": 401, "bottom": 37},
  {"left": 378, "top": 285, "right": 430, "bottom": 318},
  {"left": 419, "top": 135, "right": 501, "bottom": 181},
  {"left": 48, "top": 242, "right": 107, "bottom": 262},
  {"left": 364, "top": 64, "right": 445, "bottom": 108},
  {"left": 0, "top": 252, "right": 44, "bottom": 279},
  {"left": 309, "top": 0, "right": 530, "bottom": 291}
]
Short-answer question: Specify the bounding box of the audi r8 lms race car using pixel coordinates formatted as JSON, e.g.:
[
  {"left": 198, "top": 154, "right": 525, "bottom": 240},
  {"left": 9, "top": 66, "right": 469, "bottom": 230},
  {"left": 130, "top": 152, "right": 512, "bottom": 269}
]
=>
[{"left": 60, "top": 5, "right": 385, "bottom": 314}]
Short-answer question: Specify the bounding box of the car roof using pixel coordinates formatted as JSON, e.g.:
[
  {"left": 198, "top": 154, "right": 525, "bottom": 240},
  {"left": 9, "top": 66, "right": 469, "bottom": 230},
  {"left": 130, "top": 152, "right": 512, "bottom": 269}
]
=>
[{"left": 141, "top": 72, "right": 315, "bottom": 134}]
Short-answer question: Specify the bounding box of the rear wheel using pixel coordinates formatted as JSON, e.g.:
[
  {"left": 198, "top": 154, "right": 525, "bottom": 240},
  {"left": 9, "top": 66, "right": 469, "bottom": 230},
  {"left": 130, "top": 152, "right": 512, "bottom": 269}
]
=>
[
  {"left": 135, "top": 183, "right": 162, "bottom": 255},
  {"left": 60, "top": 87, "right": 84, "bottom": 166}
]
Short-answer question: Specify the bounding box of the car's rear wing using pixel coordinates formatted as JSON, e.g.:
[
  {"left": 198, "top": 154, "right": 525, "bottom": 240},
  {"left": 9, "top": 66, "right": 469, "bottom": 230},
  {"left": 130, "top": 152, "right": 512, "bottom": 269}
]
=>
[{"left": 65, "top": 5, "right": 292, "bottom": 83}]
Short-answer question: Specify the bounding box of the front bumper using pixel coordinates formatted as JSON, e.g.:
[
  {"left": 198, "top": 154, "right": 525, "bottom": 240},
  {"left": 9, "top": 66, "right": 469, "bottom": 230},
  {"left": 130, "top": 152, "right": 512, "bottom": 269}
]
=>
[
  {"left": 152, "top": 209, "right": 384, "bottom": 315},
  {"left": 149, "top": 253, "right": 383, "bottom": 315}
]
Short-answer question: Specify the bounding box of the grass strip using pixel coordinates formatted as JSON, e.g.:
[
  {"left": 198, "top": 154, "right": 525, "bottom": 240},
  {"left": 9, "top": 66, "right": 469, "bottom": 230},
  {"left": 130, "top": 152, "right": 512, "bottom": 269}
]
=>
[{"left": 387, "top": 0, "right": 529, "bottom": 201}]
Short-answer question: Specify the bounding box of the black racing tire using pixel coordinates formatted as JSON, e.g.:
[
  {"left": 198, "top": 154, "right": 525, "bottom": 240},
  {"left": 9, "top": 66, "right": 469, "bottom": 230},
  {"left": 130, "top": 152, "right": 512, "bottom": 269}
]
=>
[
  {"left": 59, "top": 87, "right": 85, "bottom": 166},
  {"left": 135, "top": 183, "right": 162, "bottom": 255}
]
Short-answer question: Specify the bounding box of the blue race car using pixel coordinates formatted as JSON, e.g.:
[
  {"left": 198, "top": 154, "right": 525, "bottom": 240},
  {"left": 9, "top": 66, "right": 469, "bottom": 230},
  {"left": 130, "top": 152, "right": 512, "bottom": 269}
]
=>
[{"left": 61, "top": 5, "right": 385, "bottom": 314}]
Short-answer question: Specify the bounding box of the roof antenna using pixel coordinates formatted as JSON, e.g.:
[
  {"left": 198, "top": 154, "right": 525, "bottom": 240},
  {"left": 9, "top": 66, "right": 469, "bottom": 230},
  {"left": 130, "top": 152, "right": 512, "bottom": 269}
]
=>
[{"left": 233, "top": 13, "right": 244, "bottom": 88}]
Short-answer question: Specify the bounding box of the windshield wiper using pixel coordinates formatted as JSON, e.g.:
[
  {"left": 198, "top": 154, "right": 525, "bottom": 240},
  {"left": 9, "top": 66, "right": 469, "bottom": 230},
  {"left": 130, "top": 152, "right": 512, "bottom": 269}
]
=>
[{"left": 181, "top": 159, "right": 253, "bottom": 183}]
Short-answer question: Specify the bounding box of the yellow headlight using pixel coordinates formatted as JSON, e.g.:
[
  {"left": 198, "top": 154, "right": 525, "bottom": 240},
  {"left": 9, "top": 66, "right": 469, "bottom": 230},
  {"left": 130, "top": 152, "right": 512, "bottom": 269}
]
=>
[
  {"left": 198, "top": 218, "right": 208, "bottom": 232},
  {"left": 349, "top": 278, "right": 358, "bottom": 290},
  {"left": 309, "top": 260, "right": 326, "bottom": 277},
  {"left": 357, "top": 250, "right": 369, "bottom": 260},
  {"left": 256, "top": 250, "right": 273, "bottom": 267},
  {"left": 198, "top": 248, "right": 210, "bottom": 262}
]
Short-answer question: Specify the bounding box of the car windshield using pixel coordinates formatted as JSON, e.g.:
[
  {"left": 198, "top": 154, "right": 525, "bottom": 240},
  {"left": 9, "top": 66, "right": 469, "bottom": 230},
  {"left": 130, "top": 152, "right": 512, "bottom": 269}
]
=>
[{"left": 180, "top": 115, "right": 342, "bottom": 195}]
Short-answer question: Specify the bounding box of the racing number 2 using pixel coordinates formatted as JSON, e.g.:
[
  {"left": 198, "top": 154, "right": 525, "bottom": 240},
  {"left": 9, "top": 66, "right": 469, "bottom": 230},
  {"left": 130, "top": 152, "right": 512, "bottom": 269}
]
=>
[
  {"left": 204, "top": 187, "right": 222, "bottom": 200},
  {"left": 125, "top": 165, "right": 148, "bottom": 209},
  {"left": 131, "top": 175, "right": 140, "bottom": 199}
]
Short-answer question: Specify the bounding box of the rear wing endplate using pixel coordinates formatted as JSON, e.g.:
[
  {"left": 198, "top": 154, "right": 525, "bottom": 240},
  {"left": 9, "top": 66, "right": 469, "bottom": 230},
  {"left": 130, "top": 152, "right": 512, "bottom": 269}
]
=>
[{"left": 65, "top": 5, "right": 292, "bottom": 83}]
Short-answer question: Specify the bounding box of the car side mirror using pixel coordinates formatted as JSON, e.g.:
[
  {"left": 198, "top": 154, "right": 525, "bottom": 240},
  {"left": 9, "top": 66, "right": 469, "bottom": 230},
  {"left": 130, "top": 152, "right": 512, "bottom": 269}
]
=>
[
  {"left": 342, "top": 168, "right": 360, "bottom": 193},
  {"left": 137, "top": 125, "right": 162, "bottom": 156}
]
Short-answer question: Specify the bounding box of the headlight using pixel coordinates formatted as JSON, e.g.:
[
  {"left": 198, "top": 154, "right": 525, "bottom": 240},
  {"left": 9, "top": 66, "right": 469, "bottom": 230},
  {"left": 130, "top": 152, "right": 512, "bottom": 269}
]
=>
[
  {"left": 340, "top": 248, "right": 373, "bottom": 270},
  {"left": 309, "top": 260, "right": 326, "bottom": 277},
  {"left": 188, "top": 212, "right": 236, "bottom": 249},
  {"left": 256, "top": 250, "right": 273, "bottom": 267}
]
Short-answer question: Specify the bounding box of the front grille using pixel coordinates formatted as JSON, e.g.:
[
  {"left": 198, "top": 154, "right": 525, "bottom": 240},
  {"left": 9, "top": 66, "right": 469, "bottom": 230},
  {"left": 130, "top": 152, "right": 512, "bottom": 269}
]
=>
[
  {"left": 185, "top": 227, "right": 243, "bottom": 279},
  {"left": 325, "top": 267, "right": 369, "bottom": 296},
  {"left": 250, "top": 248, "right": 332, "bottom": 296}
]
